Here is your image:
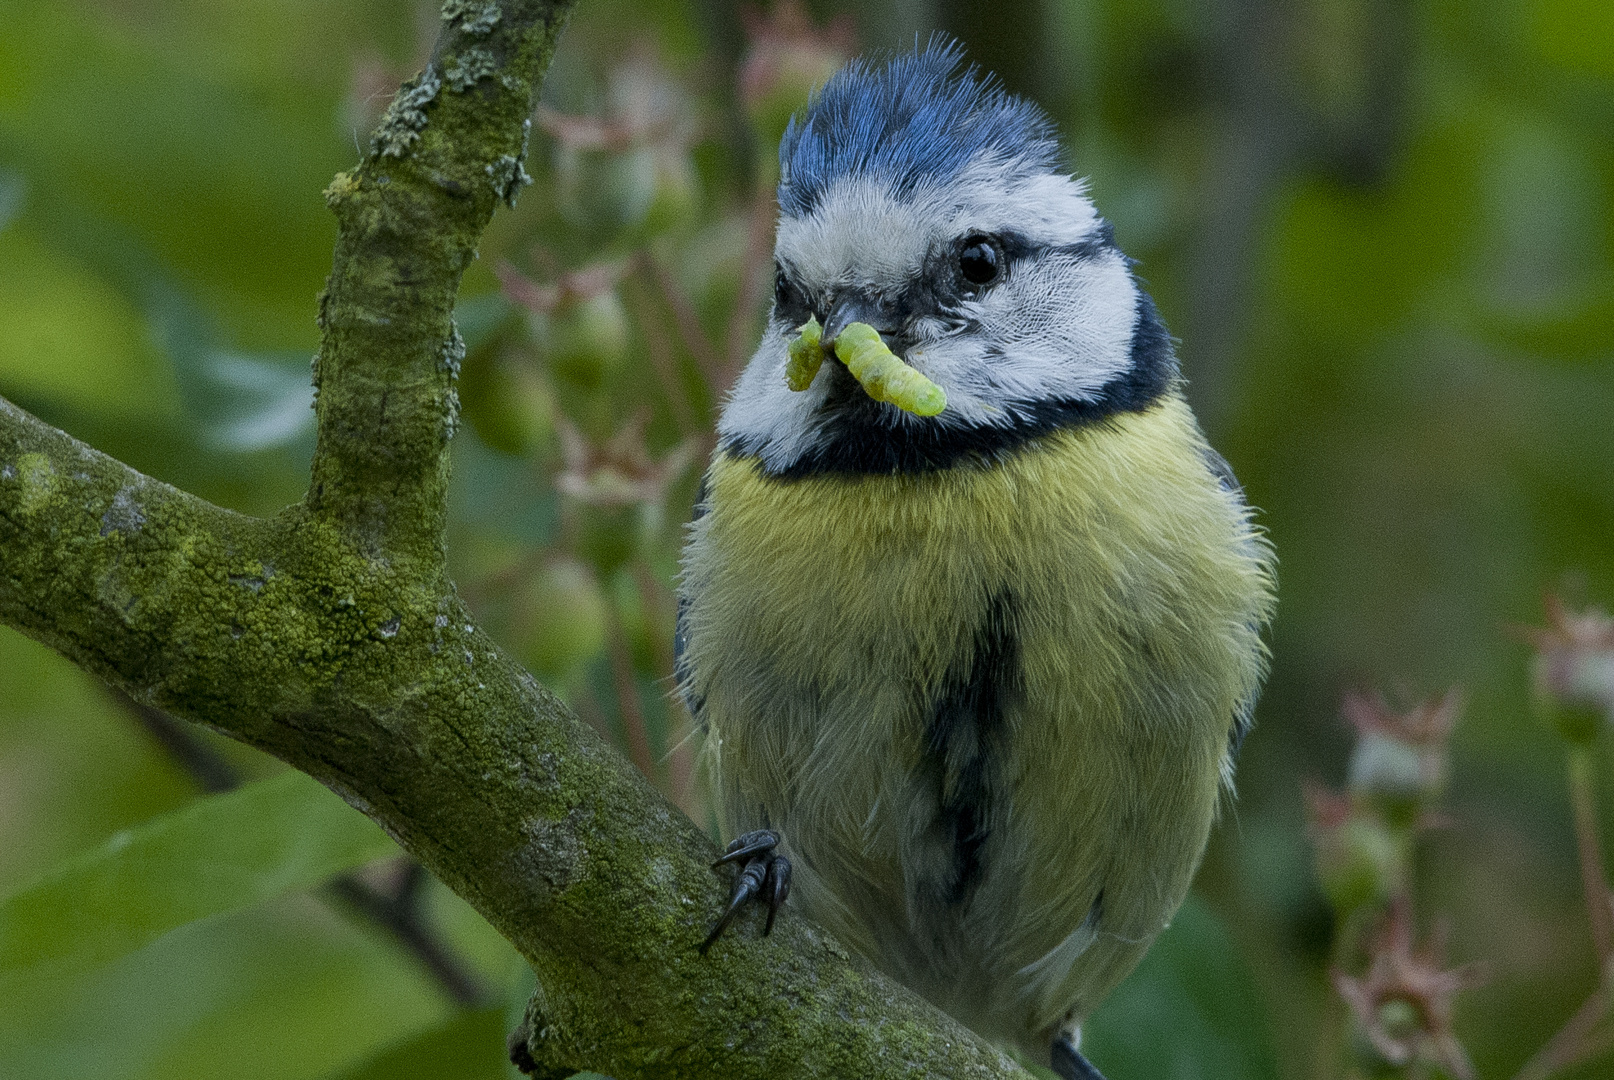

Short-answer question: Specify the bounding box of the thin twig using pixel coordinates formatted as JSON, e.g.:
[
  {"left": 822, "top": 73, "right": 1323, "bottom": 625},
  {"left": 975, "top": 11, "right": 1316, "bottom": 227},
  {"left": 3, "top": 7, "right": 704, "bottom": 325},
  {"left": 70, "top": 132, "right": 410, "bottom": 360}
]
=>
[
  {"left": 324, "top": 864, "right": 487, "bottom": 1007},
  {"left": 116, "top": 692, "right": 489, "bottom": 1007},
  {"left": 127, "top": 699, "right": 239, "bottom": 795},
  {"left": 1569, "top": 748, "right": 1614, "bottom": 967},
  {"left": 1315, "top": 902, "right": 1380, "bottom": 1080},
  {"left": 621, "top": 270, "right": 701, "bottom": 433},
  {"left": 1512, "top": 982, "right": 1614, "bottom": 1080},
  {"left": 641, "top": 254, "right": 726, "bottom": 388},
  {"left": 720, "top": 185, "right": 778, "bottom": 384},
  {"left": 1180, "top": 0, "right": 1302, "bottom": 436},
  {"left": 629, "top": 561, "right": 677, "bottom": 681},
  {"left": 1508, "top": 748, "right": 1614, "bottom": 1080}
]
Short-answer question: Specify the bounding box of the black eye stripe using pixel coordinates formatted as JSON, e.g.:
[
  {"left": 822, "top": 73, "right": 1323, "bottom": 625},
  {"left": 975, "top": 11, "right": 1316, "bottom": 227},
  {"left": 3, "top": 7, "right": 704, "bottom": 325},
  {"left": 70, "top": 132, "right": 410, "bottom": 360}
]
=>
[{"left": 773, "top": 264, "right": 812, "bottom": 319}]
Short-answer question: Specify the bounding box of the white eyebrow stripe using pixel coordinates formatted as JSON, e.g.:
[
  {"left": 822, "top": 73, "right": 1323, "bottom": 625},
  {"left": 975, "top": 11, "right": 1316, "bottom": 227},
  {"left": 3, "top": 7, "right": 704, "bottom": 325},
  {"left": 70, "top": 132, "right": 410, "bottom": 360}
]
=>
[{"left": 774, "top": 155, "right": 1104, "bottom": 292}]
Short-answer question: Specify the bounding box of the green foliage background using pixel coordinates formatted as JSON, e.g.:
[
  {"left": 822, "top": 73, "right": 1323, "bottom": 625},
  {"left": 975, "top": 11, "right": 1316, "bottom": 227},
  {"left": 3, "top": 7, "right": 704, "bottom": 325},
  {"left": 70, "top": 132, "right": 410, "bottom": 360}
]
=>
[{"left": 0, "top": 1, "right": 1610, "bottom": 1078}]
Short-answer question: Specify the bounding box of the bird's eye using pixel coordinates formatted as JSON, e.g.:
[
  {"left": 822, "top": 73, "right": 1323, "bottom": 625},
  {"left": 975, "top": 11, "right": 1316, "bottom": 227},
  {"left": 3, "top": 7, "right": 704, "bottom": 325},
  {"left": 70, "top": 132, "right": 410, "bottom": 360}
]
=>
[{"left": 957, "top": 236, "right": 1001, "bottom": 287}]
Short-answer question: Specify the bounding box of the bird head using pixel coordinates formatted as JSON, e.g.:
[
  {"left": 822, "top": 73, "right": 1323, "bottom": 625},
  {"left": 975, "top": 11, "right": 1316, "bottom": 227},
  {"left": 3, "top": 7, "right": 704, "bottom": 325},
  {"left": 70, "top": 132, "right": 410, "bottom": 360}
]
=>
[{"left": 717, "top": 41, "right": 1177, "bottom": 477}]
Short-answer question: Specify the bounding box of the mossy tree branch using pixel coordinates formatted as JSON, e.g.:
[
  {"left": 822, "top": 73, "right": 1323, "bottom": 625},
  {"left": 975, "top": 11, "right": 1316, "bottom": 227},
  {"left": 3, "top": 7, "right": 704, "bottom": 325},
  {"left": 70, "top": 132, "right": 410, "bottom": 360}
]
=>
[{"left": 0, "top": 2, "right": 1029, "bottom": 1077}]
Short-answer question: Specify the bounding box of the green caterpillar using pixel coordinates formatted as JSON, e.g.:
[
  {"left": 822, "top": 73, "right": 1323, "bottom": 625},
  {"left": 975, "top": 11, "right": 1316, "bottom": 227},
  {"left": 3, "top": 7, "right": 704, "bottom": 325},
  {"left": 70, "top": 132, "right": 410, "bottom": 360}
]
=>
[
  {"left": 784, "top": 318, "right": 947, "bottom": 417},
  {"left": 785, "top": 317, "right": 826, "bottom": 392}
]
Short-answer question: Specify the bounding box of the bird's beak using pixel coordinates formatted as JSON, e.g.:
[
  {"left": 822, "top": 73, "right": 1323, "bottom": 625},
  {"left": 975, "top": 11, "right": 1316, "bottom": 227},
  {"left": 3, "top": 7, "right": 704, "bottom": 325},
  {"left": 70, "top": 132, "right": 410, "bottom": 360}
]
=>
[
  {"left": 785, "top": 292, "right": 946, "bottom": 417},
  {"left": 821, "top": 292, "right": 892, "bottom": 350}
]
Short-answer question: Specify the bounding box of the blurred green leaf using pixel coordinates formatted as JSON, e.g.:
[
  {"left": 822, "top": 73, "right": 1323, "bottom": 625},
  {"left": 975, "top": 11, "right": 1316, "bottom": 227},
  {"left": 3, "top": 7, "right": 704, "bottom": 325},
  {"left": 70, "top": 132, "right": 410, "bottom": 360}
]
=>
[
  {"left": 1531, "top": 0, "right": 1614, "bottom": 76},
  {"left": 0, "top": 769, "right": 396, "bottom": 985},
  {"left": 0, "top": 167, "right": 20, "bottom": 228},
  {"left": 0, "top": 628, "right": 210, "bottom": 896},
  {"left": 1082, "top": 896, "right": 1279, "bottom": 1080},
  {"left": 0, "top": 895, "right": 451, "bottom": 1080},
  {"left": 1475, "top": 287, "right": 1614, "bottom": 361},
  {"left": 0, "top": 223, "right": 180, "bottom": 418},
  {"left": 0, "top": 0, "right": 353, "bottom": 347},
  {"left": 331, "top": 1008, "right": 509, "bottom": 1080},
  {"left": 193, "top": 351, "right": 316, "bottom": 452},
  {"left": 457, "top": 293, "right": 520, "bottom": 355}
]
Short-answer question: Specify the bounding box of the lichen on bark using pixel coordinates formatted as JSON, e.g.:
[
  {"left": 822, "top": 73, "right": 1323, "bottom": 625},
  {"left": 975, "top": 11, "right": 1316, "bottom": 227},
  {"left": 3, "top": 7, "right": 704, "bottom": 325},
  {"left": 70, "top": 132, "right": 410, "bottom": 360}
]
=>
[{"left": 0, "top": 3, "right": 1031, "bottom": 1077}]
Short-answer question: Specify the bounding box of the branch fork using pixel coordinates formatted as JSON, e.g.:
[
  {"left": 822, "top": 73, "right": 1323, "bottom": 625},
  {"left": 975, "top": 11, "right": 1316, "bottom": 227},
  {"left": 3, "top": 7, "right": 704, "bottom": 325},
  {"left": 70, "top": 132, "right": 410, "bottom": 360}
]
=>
[{"left": 0, "top": 3, "right": 1028, "bottom": 1076}]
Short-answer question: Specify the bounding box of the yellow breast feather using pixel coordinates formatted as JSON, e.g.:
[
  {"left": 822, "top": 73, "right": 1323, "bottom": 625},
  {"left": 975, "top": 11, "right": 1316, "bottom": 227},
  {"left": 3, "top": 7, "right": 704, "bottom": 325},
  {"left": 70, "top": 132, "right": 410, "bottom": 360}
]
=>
[{"left": 678, "top": 391, "right": 1275, "bottom": 1047}]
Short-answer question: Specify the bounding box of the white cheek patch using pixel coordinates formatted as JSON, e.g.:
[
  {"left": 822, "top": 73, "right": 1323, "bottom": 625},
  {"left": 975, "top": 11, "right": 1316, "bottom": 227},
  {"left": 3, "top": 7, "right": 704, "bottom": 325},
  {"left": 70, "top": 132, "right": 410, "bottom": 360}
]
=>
[
  {"left": 914, "top": 249, "right": 1138, "bottom": 425},
  {"left": 719, "top": 326, "right": 840, "bottom": 468}
]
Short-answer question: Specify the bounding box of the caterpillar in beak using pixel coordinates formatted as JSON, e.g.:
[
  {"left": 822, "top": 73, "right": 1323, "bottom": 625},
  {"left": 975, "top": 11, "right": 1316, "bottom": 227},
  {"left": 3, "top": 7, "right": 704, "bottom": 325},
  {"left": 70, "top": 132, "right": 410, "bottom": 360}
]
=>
[{"left": 785, "top": 317, "right": 948, "bottom": 417}]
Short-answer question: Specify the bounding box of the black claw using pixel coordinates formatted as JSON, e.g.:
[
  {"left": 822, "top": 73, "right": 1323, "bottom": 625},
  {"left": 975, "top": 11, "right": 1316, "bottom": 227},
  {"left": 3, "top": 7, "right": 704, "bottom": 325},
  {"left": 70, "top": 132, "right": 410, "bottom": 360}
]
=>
[
  {"left": 701, "top": 831, "right": 791, "bottom": 952},
  {"left": 700, "top": 855, "right": 767, "bottom": 953},
  {"left": 713, "top": 829, "right": 779, "bottom": 867},
  {"left": 1051, "top": 1037, "right": 1107, "bottom": 1080},
  {"left": 763, "top": 856, "right": 791, "bottom": 935}
]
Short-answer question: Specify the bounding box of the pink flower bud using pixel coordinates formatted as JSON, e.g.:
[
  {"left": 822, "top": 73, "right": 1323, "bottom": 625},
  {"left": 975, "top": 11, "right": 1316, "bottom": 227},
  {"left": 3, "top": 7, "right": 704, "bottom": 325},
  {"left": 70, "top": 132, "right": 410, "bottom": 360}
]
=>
[
  {"left": 1342, "top": 690, "right": 1462, "bottom": 823},
  {"left": 1305, "top": 784, "right": 1404, "bottom": 913},
  {"left": 1334, "top": 901, "right": 1482, "bottom": 1080},
  {"left": 1525, "top": 596, "right": 1614, "bottom": 743}
]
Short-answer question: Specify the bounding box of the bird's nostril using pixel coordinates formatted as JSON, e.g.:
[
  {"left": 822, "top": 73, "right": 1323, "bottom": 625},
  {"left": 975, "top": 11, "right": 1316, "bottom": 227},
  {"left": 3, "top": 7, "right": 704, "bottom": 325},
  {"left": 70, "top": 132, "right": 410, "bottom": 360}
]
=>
[{"left": 823, "top": 292, "right": 891, "bottom": 345}]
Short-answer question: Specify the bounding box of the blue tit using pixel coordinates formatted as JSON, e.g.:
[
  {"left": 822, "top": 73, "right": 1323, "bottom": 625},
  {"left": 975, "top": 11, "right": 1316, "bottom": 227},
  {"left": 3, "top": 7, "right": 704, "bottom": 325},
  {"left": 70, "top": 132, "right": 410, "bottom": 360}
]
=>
[{"left": 677, "top": 42, "right": 1276, "bottom": 1080}]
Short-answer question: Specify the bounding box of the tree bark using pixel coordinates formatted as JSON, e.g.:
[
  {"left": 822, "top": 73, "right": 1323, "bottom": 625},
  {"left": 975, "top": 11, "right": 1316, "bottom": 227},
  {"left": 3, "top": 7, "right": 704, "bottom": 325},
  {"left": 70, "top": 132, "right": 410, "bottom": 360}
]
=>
[{"left": 0, "top": 2, "right": 1027, "bottom": 1077}]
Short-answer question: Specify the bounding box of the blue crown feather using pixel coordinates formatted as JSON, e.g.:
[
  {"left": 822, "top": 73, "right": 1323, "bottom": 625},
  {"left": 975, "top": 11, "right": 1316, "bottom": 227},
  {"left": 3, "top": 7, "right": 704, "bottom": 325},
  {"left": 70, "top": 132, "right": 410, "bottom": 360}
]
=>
[{"left": 777, "top": 40, "right": 1061, "bottom": 216}]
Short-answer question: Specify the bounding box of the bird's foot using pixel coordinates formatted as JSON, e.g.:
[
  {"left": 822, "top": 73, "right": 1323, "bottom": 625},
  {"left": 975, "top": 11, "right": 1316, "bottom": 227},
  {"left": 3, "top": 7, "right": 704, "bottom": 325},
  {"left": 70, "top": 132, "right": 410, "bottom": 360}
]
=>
[
  {"left": 699, "top": 829, "right": 792, "bottom": 953},
  {"left": 1051, "top": 1035, "right": 1107, "bottom": 1080}
]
